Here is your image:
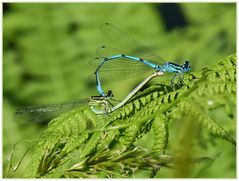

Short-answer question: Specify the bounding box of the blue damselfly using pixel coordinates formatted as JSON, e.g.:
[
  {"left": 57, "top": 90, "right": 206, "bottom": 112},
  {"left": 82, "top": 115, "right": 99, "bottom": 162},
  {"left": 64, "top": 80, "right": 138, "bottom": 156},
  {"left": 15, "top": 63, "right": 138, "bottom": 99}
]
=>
[{"left": 91, "top": 23, "right": 191, "bottom": 97}]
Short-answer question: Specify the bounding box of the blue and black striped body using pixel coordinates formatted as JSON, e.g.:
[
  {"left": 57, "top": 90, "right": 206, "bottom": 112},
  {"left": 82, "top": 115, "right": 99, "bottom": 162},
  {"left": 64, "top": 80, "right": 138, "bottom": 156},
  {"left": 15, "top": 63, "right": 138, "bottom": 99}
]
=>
[{"left": 94, "top": 54, "right": 191, "bottom": 96}]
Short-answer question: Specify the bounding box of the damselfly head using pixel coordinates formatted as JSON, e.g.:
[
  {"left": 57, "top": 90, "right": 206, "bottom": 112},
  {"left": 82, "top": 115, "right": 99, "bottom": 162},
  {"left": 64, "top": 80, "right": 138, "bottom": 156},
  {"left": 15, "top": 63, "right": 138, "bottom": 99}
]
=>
[
  {"left": 106, "top": 90, "right": 113, "bottom": 98},
  {"left": 182, "top": 60, "right": 191, "bottom": 72}
]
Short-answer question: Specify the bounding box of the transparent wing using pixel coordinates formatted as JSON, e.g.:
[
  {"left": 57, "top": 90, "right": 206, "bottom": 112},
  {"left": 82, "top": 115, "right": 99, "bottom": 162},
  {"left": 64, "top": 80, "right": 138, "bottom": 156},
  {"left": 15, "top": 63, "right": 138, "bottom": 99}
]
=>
[
  {"left": 14, "top": 99, "right": 89, "bottom": 124},
  {"left": 89, "top": 56, "right": 156, "bottom": 82},
  {"left": 89, "top": 45, "right": 159, "bottom": 80},
  {"left": 89, "top": 46, "right": 159, "bottom": 69},
  {"left": 99, "top": 22, "right": 166, "bottom": 64},
  {"left": 90, "top": 56, "right": 156, "bottom": 71},
  {"left": 88, "top": 23, "right": 168, "bottom": 97},
  {"left": 99, "top": 69, "right": 156, "bottom": 83},
  {"left": 96, "top": 46, "right": 125, "bottom": 59}
]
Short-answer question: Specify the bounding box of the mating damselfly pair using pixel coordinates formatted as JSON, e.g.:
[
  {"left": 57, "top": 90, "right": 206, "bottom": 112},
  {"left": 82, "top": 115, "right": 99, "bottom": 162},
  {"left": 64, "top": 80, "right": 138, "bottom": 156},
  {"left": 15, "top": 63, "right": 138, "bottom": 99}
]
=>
[{"left": 14, "top": 23, "right": 191, "bottom": 124}]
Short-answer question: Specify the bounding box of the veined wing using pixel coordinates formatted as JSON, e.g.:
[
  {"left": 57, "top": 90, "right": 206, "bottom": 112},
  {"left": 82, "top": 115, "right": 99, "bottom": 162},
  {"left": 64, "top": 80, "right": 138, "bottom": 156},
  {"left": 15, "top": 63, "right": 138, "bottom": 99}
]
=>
[
  {"left": 96, "top": 69, "right": 156, "bottom": 83},
  {"left": 89, "top": 45, "right": 163, "bottom": 82},
  {"left": 99, "top": 22, "right": 166, "bottom": 64},
  {"left": 90, "top": 46, "right": 159, "bottom": 68},
  {"left": 96, "top": 46, "right": 125, "bottom": 59},
  {"left": 89, "top": 56, "right": 156, "bottom": 83},
  {"left": 14, "top": 99, "right": 89, "bottom": 124},
  {"left": 90, "top": 56, "right": 156, "bottom": 71}
]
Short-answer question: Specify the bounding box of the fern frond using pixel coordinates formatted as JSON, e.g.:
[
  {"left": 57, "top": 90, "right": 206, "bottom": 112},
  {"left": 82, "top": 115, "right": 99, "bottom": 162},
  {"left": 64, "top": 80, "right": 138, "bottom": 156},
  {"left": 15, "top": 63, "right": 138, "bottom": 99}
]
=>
[
  {"left": 175, "top": 99, "right": 236, "bottom": 146},
  {"left": 16, "top": 54, "right": 235, "bottom": 178},
  {"left": 151, "top": 115, "right": 168, "bottom": 154}
]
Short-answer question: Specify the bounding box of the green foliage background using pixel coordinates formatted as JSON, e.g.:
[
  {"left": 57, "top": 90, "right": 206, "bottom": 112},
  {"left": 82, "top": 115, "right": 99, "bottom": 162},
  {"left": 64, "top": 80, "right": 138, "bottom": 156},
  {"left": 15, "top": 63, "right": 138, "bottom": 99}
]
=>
[{"left": 3, "top": 3, "right": 236, "bottom": 178}]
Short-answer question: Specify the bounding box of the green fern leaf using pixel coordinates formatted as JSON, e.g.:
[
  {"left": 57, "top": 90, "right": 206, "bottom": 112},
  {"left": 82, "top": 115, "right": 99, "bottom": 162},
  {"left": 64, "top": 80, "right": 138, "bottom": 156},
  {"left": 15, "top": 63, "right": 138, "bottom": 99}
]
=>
[{"left": 14, "top": 54, "right": 236, "bottom": 178}]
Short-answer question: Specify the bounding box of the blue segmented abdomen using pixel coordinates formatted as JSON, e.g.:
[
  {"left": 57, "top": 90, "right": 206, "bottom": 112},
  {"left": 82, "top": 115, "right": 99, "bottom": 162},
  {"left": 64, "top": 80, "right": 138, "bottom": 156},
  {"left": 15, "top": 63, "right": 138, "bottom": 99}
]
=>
[{"left": 105, "top": 54, "right": 161, "bottom": 71}]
